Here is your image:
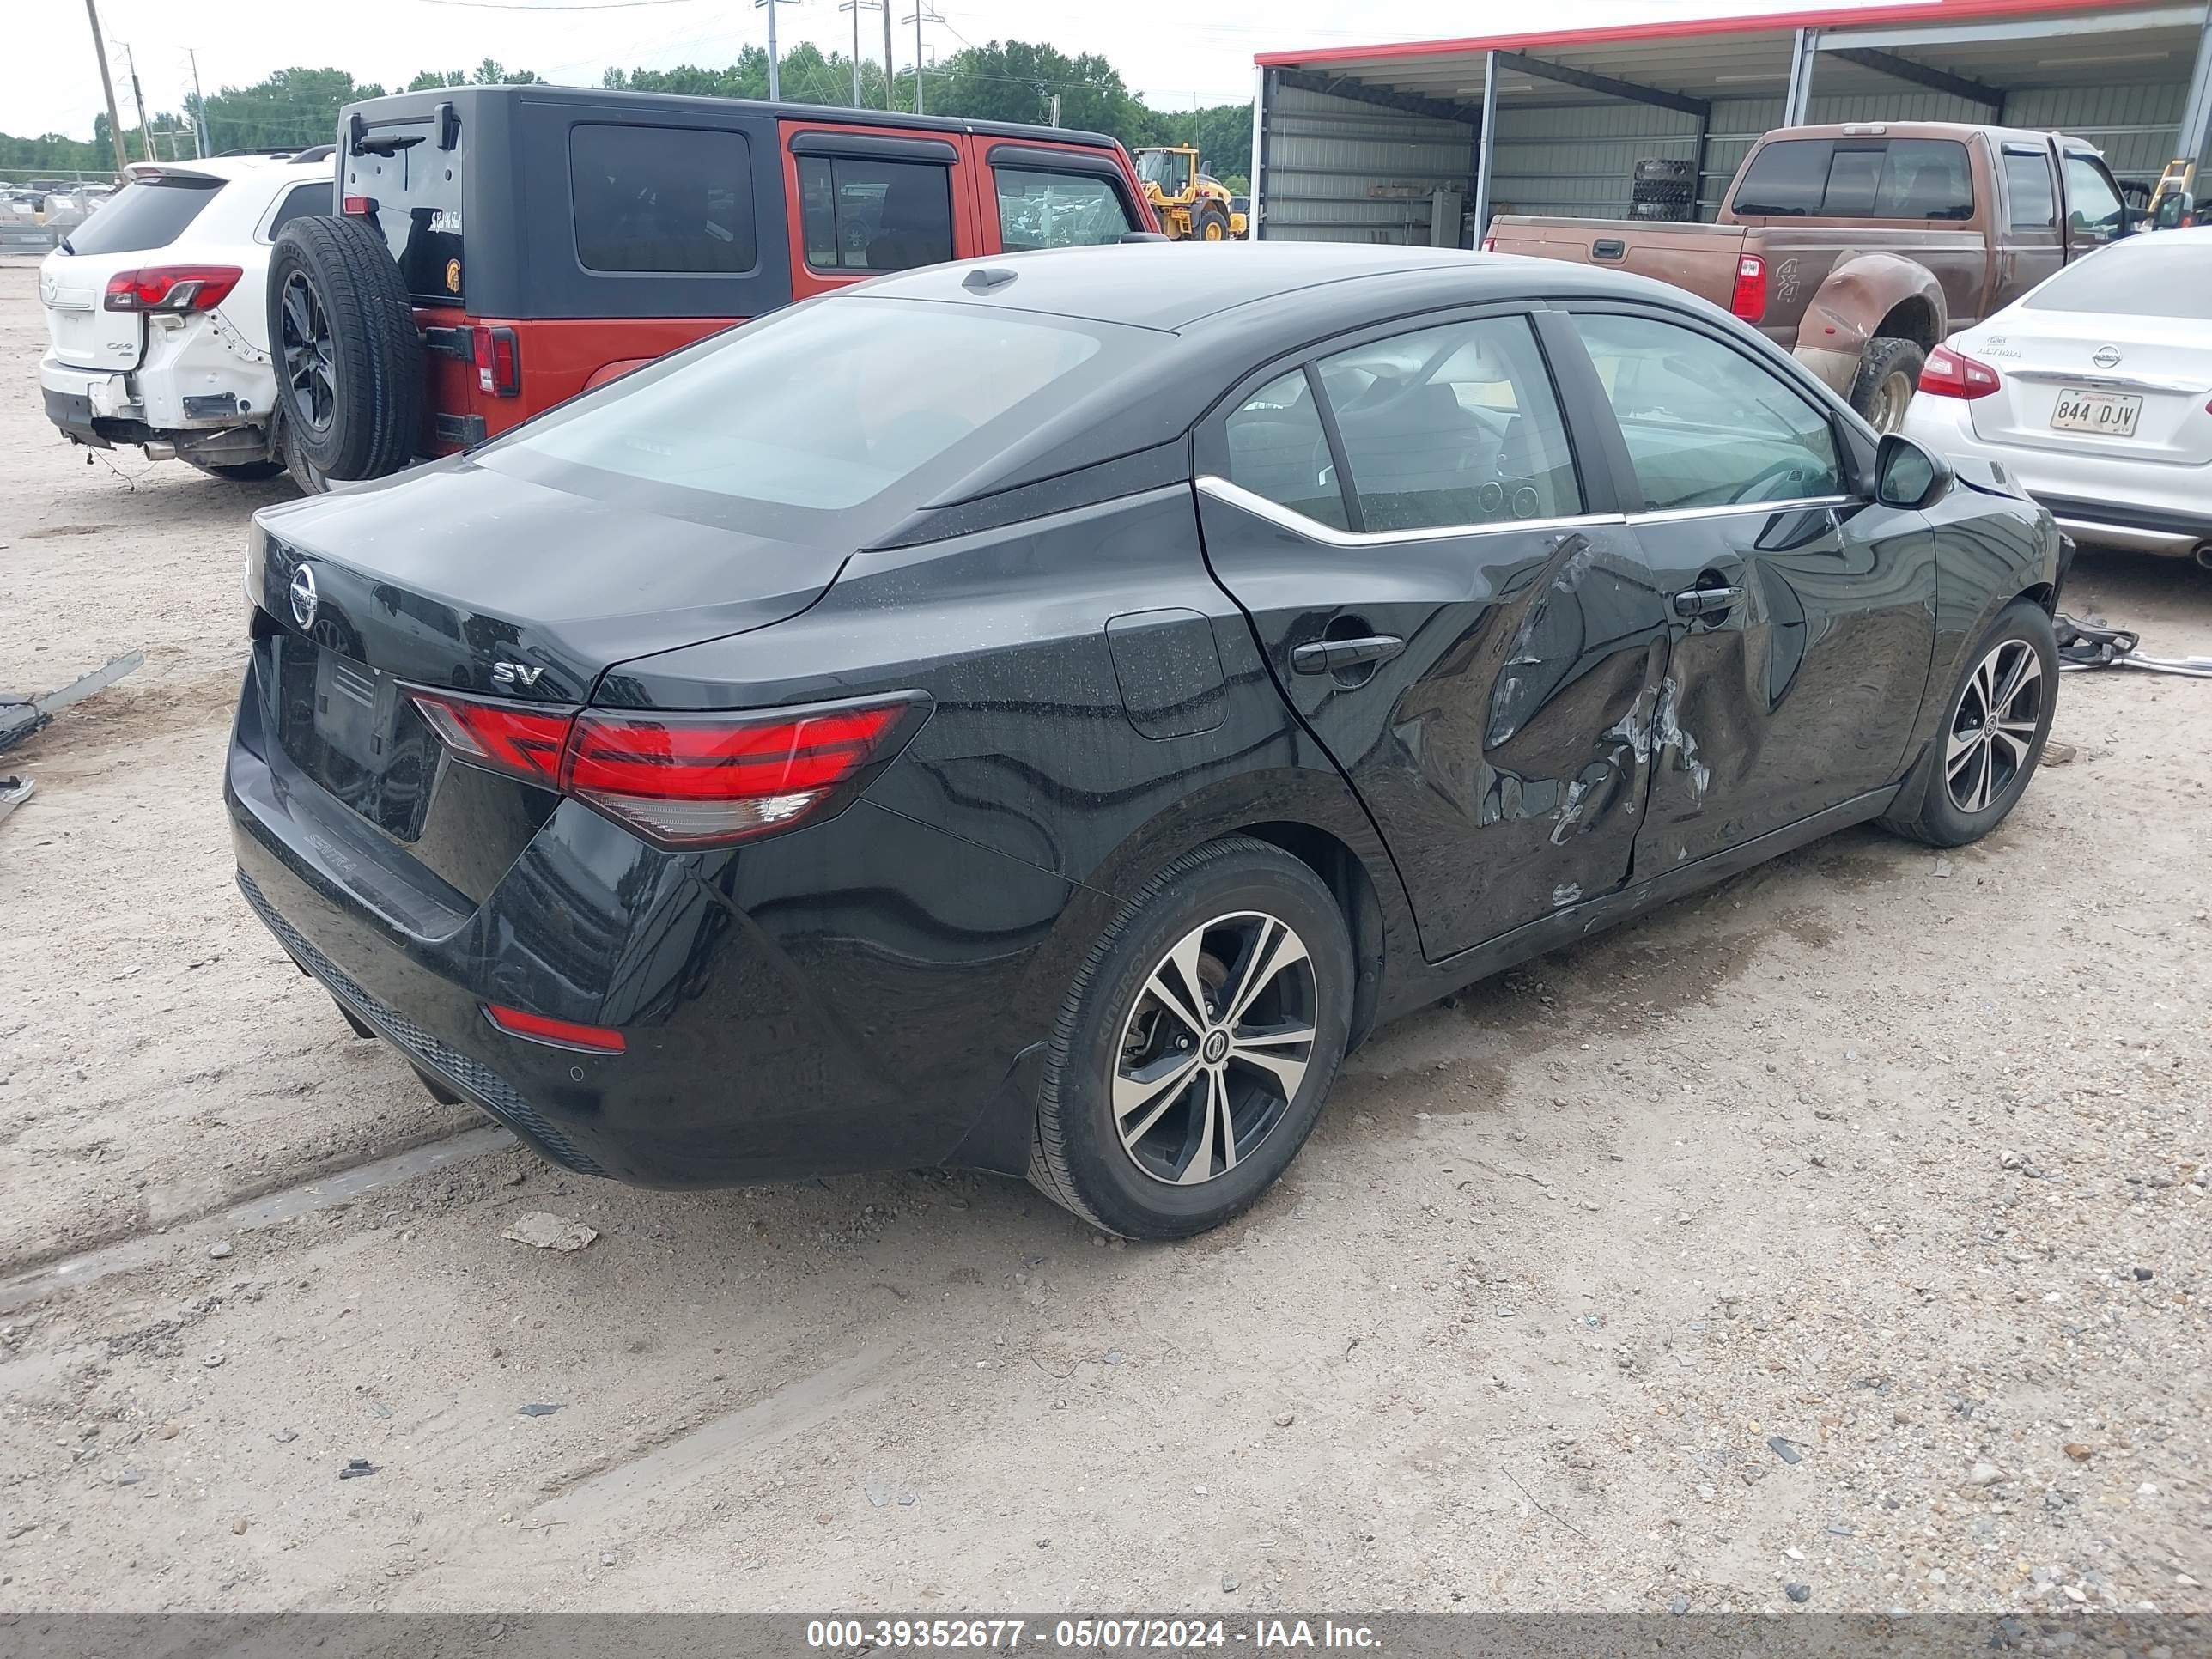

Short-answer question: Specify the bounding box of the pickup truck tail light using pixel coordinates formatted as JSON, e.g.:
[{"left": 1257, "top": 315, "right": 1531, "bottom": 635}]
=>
[
  {"left": 1480, "top": 234, "right": 1498, "bottom": 252},
  {"left": 103, "top": 265, "right": 243, "bottom": 313},
  {"left": 407, "top": 688, "right": 930, "bottom": 848},
  {"left": 1920, "top": 344, "right": 2002, "bottom": 401},
  {"left": 1729, "top": 254, "right": 1767, "bottom": 322}
]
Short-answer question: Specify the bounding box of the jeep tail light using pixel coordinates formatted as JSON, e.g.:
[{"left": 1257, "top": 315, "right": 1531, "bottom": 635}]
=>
[
  {"left": 562, "top": 697, "right": 929, "bottom": 847},
  {"left": 103, "top": 265, "right": 243, "bottom": 313},
  {"left": 471, "top": 325, "right": 520, "bottom": 397},
  {"left": 1729, "top": 253, "right": 1767, "bottom": 322},
  {"left": 407, "top": 687, "right": 930, "bottom": 848},
  {"left": 408, "top": 690, "right": 568, "bottom": 786},
  {"left": 342, "top": 194, "right": 377, "bottom": 216},
  {"left": 1921, "top": 344, "right": 2002, "bottom": 400}
]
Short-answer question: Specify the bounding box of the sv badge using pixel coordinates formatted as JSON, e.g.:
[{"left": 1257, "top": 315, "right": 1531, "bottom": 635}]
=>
[{"left": 490, "top": 661, "right": 544, "bottom": 690}]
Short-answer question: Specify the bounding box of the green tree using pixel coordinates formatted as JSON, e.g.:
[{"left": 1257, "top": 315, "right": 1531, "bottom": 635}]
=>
[
  {"left": 198, "top": 68, "right": 386, "bottom": 153},
  {"left": 922, "top": 40, "right": 1147, "bottom": 137},
  {"left": 408, "top": 70, "right": 469, "bottom": 92},
  {"left": 471, "top": 59, "right": 544, "bottom": 86}
]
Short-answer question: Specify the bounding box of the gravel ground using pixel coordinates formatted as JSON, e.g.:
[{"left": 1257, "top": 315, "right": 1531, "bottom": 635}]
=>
[{"left": 1, "top": 257, "right": 2207, "bottom": 1616}]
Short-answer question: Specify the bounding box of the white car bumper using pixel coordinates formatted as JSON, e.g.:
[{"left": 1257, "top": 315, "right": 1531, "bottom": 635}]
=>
[
  {"left": 1902, "top": 393, "right": 2212, "bottom": 559},
  {"left": 40, "top": 310, "right": 276, "bottom": 447}
]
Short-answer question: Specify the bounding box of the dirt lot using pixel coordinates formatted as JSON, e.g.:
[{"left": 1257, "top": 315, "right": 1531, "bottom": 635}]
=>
[{"left": 1, "top": 255, "right": 2208, "bottom": 1617}]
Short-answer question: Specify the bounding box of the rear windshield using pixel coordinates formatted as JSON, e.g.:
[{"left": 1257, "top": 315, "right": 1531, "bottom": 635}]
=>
[
  {"left": 2022, "top": 239, "right": 2212, "bottom": 321},
  {"left": 1733, "top": 138, "right": 1974, "bottom": 221},
  {"left": 62, "top": 175, "right": 223, "bottom": 255},
  {"left": 483, "top": 296, "right": 1152, "bottom": 537}
]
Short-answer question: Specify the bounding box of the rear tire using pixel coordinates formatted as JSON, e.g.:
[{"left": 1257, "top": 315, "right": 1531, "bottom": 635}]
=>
[
  {"left": 1851, "top": 337, "right": 1925, "bottom": 433},
  {"left": 1196, "top": 204, "right": 1231, "bottom": 243},
  {"left": 265, "top": 215, "right": 422, "bottom": 482},
  {"left": 1881, "top": 598, "right": 2057, "bottom": 847},
  {"left": 185, "top": 458, "right": 286, "bottom": 482},
  {"left": 1030, "top": 837, "right": 1353, "bottom": 1239}
]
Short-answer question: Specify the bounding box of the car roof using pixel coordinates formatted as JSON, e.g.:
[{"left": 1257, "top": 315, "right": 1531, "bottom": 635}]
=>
[
  {"left": 856, "top": 241, "right": 1676, "bottom": 335},
  {"left": 122, "top": 156, "right": 332, "bottom": 185}
]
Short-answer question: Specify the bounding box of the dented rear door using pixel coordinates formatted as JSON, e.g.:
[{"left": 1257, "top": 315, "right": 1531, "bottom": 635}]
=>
[{"left": 1194, "top": 306, "right": 1672, "bottom": 963}]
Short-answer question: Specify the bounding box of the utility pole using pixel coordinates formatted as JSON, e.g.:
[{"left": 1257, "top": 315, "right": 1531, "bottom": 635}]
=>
[
  {"left": 189, "top": 49, "right": 211, "bottom": 158},
  {"left": 124, "top": 43, "right": 155, "bottom": 162},
  {"left": 882, "top": 0, "right": 894, "bottom": 109},
  {"left": 754, "top": 0, "right": 797, "bottom": 102},
  {"left": 901, "top": 3, "right": 940, "bottom": 115},
  {"left": 838, "top": 0, "right": 872, "bottom": 104},
  {"left": 82, "top": 0, "right": 128, "bottom": 179},
  {"left": 1048, "top": 92, "right": 1060, "bottom": 127}
]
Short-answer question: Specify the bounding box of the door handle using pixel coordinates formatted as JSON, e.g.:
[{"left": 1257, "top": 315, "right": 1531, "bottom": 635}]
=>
[
  {"left": 1673, "top": 585, "right": 1743, "bottom": 619},
  {"left": 1292, "top": 635, "right": 1405, "bottom": 674}
]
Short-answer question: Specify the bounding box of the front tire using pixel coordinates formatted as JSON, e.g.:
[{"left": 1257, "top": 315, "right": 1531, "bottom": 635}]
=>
[
  {"left": 1881, "top": 598, "right": 2057, "bottom": 847},
  {"left": 1030, "top": 837, "right": 1353, "bottom": 1239}
]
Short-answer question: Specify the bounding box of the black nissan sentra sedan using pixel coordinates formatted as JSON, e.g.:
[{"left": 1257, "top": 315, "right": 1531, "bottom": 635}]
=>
[{"left": 227, "top": 243, "right": 2063, "bottom": 1239}]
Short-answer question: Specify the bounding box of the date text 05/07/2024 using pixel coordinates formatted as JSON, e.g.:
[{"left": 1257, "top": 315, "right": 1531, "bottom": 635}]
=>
[{"left": 804, "top": 1619, "right": 1383, "bottom": 1650}]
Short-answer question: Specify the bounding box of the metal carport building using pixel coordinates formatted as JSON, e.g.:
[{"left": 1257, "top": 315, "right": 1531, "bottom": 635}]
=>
[{"left": 1249, "top": 0, "right": 2212, "bottom": 244}]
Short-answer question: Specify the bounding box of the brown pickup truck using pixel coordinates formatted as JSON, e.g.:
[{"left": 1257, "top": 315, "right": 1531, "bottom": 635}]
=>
[{"left": 1486, "top": 121, "right": 2136, "bottom": 429}]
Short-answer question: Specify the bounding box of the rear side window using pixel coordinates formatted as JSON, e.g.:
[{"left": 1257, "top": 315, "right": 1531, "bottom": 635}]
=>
[
  {"left": 798, "top": 156, "right": 952, "bottom": 272},
  {"left": 570, "top": 124, "right": 757, "bottom": 274},
  {"left": 267, "top": 179, "right": 334, "bottom": 240},
  {"left": 2005, "top": 148, "right": 2057, "bottom": 230},
  {"left": 1224, "top": 371, "right": 1349, "bottom": 531},
  {"left": 994, "top": 169, "right": 1134, "bottom": 250},
  {"left": 1318, "top": 317, "right": 1580, "bottom": 532},
  {"left": 1875, "top": 139, "right": 1973, "bottom": 220},
  {"left": 62, "top": 175, "right": 222, "bottom": 256},
  {"left": 2023, "top": 239, "right": 2212, "bottom": 321}
]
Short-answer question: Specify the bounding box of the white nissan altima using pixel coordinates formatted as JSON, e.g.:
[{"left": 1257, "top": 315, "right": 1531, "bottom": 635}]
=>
[{"left": 1902, "top": 225, "right": 2211, "bottom": 568}]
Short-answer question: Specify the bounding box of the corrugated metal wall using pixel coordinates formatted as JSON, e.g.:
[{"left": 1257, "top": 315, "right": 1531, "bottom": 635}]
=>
[
  {"left": 1260, "top": 81, "right": 1474, "bottom": 244},
  {"left": 1264, "top": 75, "right": 2204, "bottom": 237}
]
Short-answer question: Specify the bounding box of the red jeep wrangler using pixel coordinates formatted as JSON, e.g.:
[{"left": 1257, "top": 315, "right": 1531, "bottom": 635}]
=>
[{"left": 266, "top": 87, "right": 1159, "bottom": 488}]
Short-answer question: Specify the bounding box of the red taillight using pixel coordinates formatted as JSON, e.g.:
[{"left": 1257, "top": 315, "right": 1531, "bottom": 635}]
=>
[
  {"left": 1481, "top": 234, "right": 1497, "bottom": 252},
  {"left": 103, "top": 265, "right": 244, "bottom": 314},
  {"left": 1729, "top": 253, "right": 1767, "bottom": 322},
  {"left": 1920, "top": 343, "right": 2002, "bottom": 400},
  {"left": 562, "top": 700, "right": 923, "bottom": 847},
  {"left": 484, "top": 1004, "right": 626, "bottom": 1054},
  {"left": 406, "top": 686, "right": 927, "bottom": 848},
  {"left": 342, "top": 194, "right": 377, "bottom": 216},
  {"left": 408, "top": 690, "right": 570, "bottom": 786},
  {"left": 472, "top": 325, "right": 520, "bottom": 397}
]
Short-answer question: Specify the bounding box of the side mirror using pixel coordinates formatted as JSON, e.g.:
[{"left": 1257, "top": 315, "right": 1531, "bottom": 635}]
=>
[{"left": 1875, "top": 431, "right": 1953, "bottom": 510}]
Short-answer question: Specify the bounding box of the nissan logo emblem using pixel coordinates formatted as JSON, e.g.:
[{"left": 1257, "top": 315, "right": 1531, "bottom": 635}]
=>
[
  {"left": 289, "top": 563, "right": 319, "bottom": 632},
  {"left": 2091, "top": 344, "right": 2122, "bottom": 369}
]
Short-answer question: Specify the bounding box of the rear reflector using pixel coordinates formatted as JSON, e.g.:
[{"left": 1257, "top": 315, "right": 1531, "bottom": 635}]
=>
[
  {"left": 408, "top": 689, "right": 569, "bottom": 786},
  {"left": 484, "top": 1004, "right": 626, "bottom": 1054},
  {"left": 103, "top": 265, "right": 244, "bottom": 313},
  {"left": 1920, "top": 343, "right": 2002, "bottom": 400},
  {"left": 562, "top": 699, "right": 927, "bottom": 847},
  {"left": 1729, "top": 254, "right": 1767, "bottom": 322},
  {"left": 404, "top": 685, "right": 929, "bottom": 848},
  {"left": 342, "top": 194, "right": 377, "bottom": 216}
]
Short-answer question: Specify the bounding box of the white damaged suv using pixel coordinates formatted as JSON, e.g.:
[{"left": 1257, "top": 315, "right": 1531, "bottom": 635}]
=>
[{"left": 37, "top": 151, "right": 334, "bottom": 482}]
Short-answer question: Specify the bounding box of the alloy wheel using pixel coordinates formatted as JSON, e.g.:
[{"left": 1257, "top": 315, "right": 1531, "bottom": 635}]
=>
[
  {"left": 1945, "top": 638, "right": 2044, "bottom": 814},
  {"left": 1113, "top": 911, "right": 1317, "bottom": 1186},
  {"left": 277, "top": 270, "right": 337, "bottom": 435}
]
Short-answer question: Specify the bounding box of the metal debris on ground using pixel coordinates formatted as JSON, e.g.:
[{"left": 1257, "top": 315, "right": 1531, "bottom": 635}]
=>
[
  {"left": 516, "top": 1403, "right": 562, "bottom": 1417},
  {"left": 2055, "top": 615, "right": 2212, "bottom": 679},
  {"left": 338, "top": 1459, "right": 377, "bottom": 1480},
  {"left": 501, "top": 1212, "right": 598, "bottom": 1252},
  {"left": 0, "top": 775, "right": 33, "bottom": 825},
  {"left": 0, "top": 651, "right": 144, "bottom": 754}
]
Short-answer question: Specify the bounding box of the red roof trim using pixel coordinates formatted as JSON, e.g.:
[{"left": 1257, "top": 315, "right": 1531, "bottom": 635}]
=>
[{"left": 1255, "top": 0, "right": 2160, "bottom": 68}]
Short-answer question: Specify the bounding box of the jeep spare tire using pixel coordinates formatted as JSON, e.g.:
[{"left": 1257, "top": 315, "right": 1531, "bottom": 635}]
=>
[{"left": 266, "top": 215, "right": 423, "bottom": 482}]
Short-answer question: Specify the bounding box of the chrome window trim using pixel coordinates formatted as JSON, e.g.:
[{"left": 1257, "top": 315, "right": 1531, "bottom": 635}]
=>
[
  {"left": 1628, "top": 495, "right": 1856, "bottom": 526},
  {"left": 1195, "top": 475, "right": 1624, "bottom": 547}
]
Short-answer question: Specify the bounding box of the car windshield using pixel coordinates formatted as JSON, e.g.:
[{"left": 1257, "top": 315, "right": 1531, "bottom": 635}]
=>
[
  {"left": 2021, "top": 237, "right": 2212, "bottom": 321},
  {"left": 484, "top": 295, "right": 1151, "bottom": 536}
]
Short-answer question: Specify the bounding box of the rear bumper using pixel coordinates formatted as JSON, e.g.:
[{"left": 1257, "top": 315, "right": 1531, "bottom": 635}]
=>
[
  {"left": 222, "top": 656, "right": 1076, "bottom": 1188},
  {"left": 1903, "top": 394, "right": 2212, "bottom": 557},
  {"left": 39, "top": 359, "right": 134, "bottom": 447}
]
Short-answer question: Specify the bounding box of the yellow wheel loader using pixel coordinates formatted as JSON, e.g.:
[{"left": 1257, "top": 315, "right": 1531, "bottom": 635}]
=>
[{"left": 1135, "top": 146, "right": 1247, "bottom": 241}]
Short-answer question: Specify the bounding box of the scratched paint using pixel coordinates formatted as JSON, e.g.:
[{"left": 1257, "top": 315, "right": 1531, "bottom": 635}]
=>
[{"left": 1653, "top": 677, "right": 1711, "bottom": 799}]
